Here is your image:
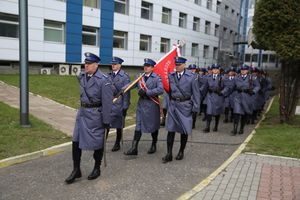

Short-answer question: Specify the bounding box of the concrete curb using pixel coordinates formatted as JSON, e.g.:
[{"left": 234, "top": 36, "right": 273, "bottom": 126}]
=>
[
  {"left": 0, "top": 142, "right": 71, "bottom": 169},
  {"left": 177, "top": 97, "right": 275, "bottom": 200}
]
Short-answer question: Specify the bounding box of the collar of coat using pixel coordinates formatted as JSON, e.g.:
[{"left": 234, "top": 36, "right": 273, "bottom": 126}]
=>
[
  {"left": 110, "top": 69, "right": 126, "bottom": 77},
  {"left": 80, "top": 69, "right": 107, "bottom": 79},
  {"left": 170, "top": 69, "right": 193, "bottom": 77}
]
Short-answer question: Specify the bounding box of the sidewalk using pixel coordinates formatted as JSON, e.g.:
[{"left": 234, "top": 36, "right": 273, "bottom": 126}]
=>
[{"left": 190, "top": 153, "right": 300, "bottom": 200}]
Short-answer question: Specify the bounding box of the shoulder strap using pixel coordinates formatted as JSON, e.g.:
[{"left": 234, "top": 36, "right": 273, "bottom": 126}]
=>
[{"left": 173, "top": 74, "right": 188, "bottom": 98}]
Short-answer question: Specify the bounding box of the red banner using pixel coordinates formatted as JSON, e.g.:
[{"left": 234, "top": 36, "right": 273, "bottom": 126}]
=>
[{"left": 153, "top": 45, "right": 180, "bottom": 93}]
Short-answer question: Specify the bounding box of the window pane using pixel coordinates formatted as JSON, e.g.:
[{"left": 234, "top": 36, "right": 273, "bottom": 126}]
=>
[
  {"left": 0, "top": 13, "right": 19, "bottom": 38},
  {"left": 82, "top": 26, "right": 98, "bottom": 46},
  {"left": 113, "top": 30, "right": 127, "bottom": 49},
  {"left": 252, "top": 54, "right": 258, "bottom": 62},
  {"left": 162, "top": 7, "right": 171, "bottom": 24},
  {"left": 0, "top": 23, "right": 18, "bottom": 38},
  {"left": 141, "top": 1, "right": 152, "bottom": 20},
  {"left": 44, "top": 28, "right": 63, "bottom": 42},
  {"left": 140, "top": 34, "right": 151, "bottom": 51},
  {"left": 160, "top": 38, "right": 170, "bottom": 53},
  {"left": 44, "top": 20, "right": 64, "bottom": 43},
  {"left": 245, "top": 54, "right": 251, "bottom": 62},
  {"left": 83, "top": 0, "right": 98, "bottom": 8},
  {"left": 262, "top": 54, "right": 268, "bottom": 62},
  {"left": 115, "top": 0, "right": 127, "bottom": 14}
]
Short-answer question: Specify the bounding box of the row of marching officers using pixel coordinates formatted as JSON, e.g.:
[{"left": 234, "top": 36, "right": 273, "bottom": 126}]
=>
[{"left": 65, "top": 52, "right": 272, "bottom": 184}]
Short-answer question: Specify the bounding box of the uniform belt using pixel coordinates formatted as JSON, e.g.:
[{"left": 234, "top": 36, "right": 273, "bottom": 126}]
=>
[
  {"left": 81, "top": 102, "right": 102, "bottom": 108},
  {"left": 171, "top": 97, "right": 191, "bottom": 102},
  {"left": 140, "top": 96, "right": 151, "bottom": 100},
  {"left": 237, "top": 88, "right": 249, "bottom": 93}
]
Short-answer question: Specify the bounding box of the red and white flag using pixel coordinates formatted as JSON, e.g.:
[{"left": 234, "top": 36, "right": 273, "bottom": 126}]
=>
[{"left": 153, "top": 45, "right": 181, "bottom": 93}]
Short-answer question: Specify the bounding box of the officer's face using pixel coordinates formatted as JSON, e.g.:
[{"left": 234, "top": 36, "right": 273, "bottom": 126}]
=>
[
  {"left": 212, "top": 69, "right": 220, "bottom": 74},
  {"left": 85, "top": 62, "right": 98, "bottom": 74},
  {"left": 111, "top": 63, "right": 121, "bottom": 72},
  {"left": 228, "top": 71, "right": 235, "bottom": 76},
  {"left": 175, "top": 63, "right": 185, "bottom": 72},
  {"left": 143, "top": 65, "right": 153, "bottom": 74},
  {"left": 241, "top": 70, "right": 248, "bottom": 75}
]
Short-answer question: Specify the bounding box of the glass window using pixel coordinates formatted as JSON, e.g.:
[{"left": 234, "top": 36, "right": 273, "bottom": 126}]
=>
[
  {"left": 214, "top": 24, "right": 219, "bottom": 37},
  {"left": 245, "top": 54, "right": 251, "bottom": 62},
  {"left": 206, "top": 0, "right": 212, "bottom": 10},
  {"left": 252, "top": 54, "right": 258, "bottom": 62},
  {"left": 203, "top": 45, "right": 209, "bottom": 58},
  {"left": 140, "top": 34, "right": 151, "bottom": 52},
  {"left": 216, "top": 1, "right": 221, "bottom": 13},
  {"left": 82, "top": 26, "right": 98, "bottom": 46},
  {"left": 225, "top": 5, "right": 229, "bottom": 16},
  {"left": 223, "top": 27, "right": 227, "bottom": 39},
  {"left": 262, "top": 54, "right": 268, "bottom": 62},
  {"left": 191, "top": 43, "right": 199, "bottom": 57},
  {"left": 269, "top": 54, "right": 276, "bottom": 63},
  {"left": 160, "top": 37, "right": 170, "bottom": 53},
  {"left": 0, "top": 13, "right": 19, "bottom": 38},
  {"left": 193, "top": 17, "right": 200, "bottom": 32},
  {"left": 83, "top": 0, "right": 99, "bottom": 8},
  {"left": 179, "top": 12, "right": 187, "bottom": 28},
  {"left": 115, "top": 0, "right": 128, "bottom": 15},
  {"left": 141, "top": 1, "right": 153, "bottom": 20},
  {"left": 113, "top": 30, "right": 127, "bottom": 49},
  {"left": 205, "top": 21, "right": 211, "bottom": 35},
  {"left": 44, "top": 20, "right": 64, "bottom": 43},
  {"left": 213, "top": 47, "right": 218, "bottom": 60},
  {"left": 162, "top": 7, "right": 171, "bottom": 24},
  {"left": 194, "top": 0, "right": 201, "bottom": 5}
]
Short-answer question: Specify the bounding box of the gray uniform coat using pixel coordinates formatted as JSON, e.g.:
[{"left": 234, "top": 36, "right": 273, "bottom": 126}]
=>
[
  {"left": 136, "top": 73, "right": 164, "bottom": 133},
  {"left": 73, "top": 70, "right": 114, "bottom": 150},
  {"left": 166, "top": 70, "right": 200, "bottom": 134},
  {"left": 204, "top": 74, "right": 231, "bottom": 116},
  {"left": 108, "top": 70, "right": 130, "bottom": 128},
  {"left": 223, "top": 75, "right": 235, "bottom": 108},
  {"left": 233, "top": 75, "right": 260, "bottom": 115}
]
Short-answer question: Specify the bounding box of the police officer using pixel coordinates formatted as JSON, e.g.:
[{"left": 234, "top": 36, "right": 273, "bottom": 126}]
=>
[
  {"left": 65, "top": 52, "right": 114, "bottom": 184},
  {"left": 162, "top": 57, "right": 200, "bottom": 163},
  {"left": 203, "top": 64, "right": 230, "bottom": 133},
  {"left": 187, "top": 64, "right": 199, "bottom": 129},
  {"left": 223, "top": 67, "right": 236, "bottom": 123},
  {"left": 107, "top": 57, "right": 130, "bottom": 152},
  {"left": 124, "top": 58, "right": 164, "bottom": 155},
  {"left": 231, "top": 64, "right": 260, "bottom": 135}
]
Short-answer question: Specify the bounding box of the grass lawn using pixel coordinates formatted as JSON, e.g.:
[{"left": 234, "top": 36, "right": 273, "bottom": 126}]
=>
[
  {"left": 245, "top": 96, "right": 300, "bottom": 158},
  {"left": 0, "top": 74, "right": 138, "bottom": 126},
  {"left": 0, "top": 101, "right": 70, "bottom": 160}
]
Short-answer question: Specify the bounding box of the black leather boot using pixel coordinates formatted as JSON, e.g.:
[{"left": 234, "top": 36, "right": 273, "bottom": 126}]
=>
[
  {"left": 203, "top": 117, "right": 211, "bottom": 133},
  {"left": 88, "top": 149, "right": 102, "bottom": 180},
  {"left": 213, "top": 115, "right": 220, "bottom": 132},
  {"left": 231, "top": 122, "right": 239, "bottom": 136},
  {"left": 192, "top": 112, "right": 197, "bottom": 129},
  {"left": 239, "top": 115, "right": 246, "bottom": 134},
  {"left": 124, "top": 131, "right": 141, "bottom": 155},
  {"left": 224, "top": 107, "right": 229, "bottom": 123},
  {"left": 176, "top": 134, "right": 188, "bottom": 160},
  {"left": 162, "top": 132, "right": 174, "bottom": 163},
  {"left": 147, "top": 130, "right": 158, "bottom": 154},
  {"left": 65, "top": 142, "right": 82, "bottom": 184},
  {"left": 111, "top": 128, "right": 122, "bottom": 152}
]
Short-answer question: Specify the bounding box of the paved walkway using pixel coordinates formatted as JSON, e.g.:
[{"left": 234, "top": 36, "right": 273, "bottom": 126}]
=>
[
  {"left": 191, "top": 153, "right": 300, "bottom": 200},
  {"left": 1, "top": 81, "right": 299, "bottom": 200}
]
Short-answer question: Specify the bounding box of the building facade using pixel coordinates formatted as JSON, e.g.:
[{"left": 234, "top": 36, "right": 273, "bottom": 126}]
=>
[
  {"left": 0, "top": 0, "right": 245, "bottom": 72},
  {"left": 243, "top": 0, "right": 280, "bottom": 69}
]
